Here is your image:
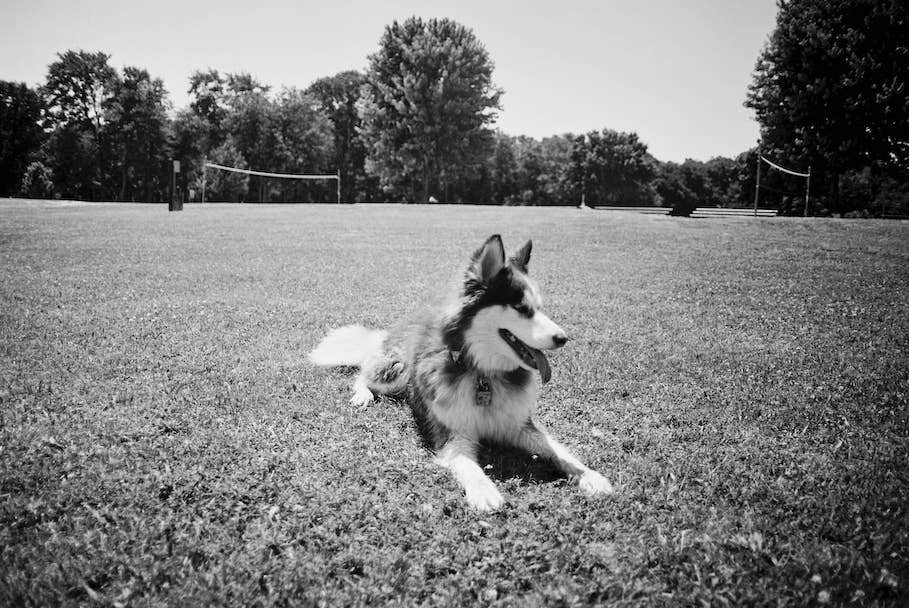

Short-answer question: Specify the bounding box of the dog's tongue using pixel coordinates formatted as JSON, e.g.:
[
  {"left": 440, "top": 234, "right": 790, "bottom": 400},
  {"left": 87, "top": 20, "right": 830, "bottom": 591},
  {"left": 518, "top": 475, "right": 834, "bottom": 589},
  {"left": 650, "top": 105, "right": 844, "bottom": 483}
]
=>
[{"left": 530, "top": 348, "right": 552, "bottom": 384}]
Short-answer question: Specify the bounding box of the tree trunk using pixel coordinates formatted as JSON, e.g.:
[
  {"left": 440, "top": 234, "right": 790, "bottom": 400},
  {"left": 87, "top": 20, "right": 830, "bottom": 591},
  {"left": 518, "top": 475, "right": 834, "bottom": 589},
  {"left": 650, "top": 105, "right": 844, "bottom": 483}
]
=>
[
  {"left": 832, "top": 171, "right": 841, "bottom": 215},
  {"left": 120, "top": 150, "right": 127, "bottom": 202},
  {"left": 143, "top": 140, "right": 151, "bottom": 203},
  {"left": 870, "top": 163, "right": 881, "bottom": 217},
  {"left": 422, "top": 155, "right": 430, "bottom": 203}
]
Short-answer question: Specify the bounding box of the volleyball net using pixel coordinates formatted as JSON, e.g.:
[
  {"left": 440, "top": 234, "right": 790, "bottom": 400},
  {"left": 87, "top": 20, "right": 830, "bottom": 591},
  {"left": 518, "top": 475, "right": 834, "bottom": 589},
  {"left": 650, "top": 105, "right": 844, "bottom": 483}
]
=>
[
  {"left": 202, "top": 162, "right": 340, "bottom": 203},
  {"left": 754, "top": 154, "right": 811, "bottom": 216}
]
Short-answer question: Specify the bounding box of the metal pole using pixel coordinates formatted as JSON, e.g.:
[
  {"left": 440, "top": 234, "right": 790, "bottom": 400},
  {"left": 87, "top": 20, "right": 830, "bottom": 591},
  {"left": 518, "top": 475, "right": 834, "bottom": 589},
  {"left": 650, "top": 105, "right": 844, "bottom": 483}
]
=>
[
  {"left": 201, "top": 161, "right": 207, "bottom": 205},
  {"left": 804, "top": 166, "right": 811, "bottom": 217},
  {"left": 336, "top": 170, "right": 341, "bottom": 204},
  {"left": 171, "top": 159, "right": 176, "bottom": 211},
  {"left": 753, "top": 151, "right": 762, "bottom": 216}
]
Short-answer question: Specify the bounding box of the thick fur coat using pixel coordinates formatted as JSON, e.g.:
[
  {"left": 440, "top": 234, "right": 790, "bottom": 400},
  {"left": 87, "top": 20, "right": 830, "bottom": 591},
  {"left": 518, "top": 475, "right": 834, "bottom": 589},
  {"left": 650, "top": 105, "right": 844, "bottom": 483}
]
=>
[{"left": 309, "top": 235, "right": 613, "bottom": 511}]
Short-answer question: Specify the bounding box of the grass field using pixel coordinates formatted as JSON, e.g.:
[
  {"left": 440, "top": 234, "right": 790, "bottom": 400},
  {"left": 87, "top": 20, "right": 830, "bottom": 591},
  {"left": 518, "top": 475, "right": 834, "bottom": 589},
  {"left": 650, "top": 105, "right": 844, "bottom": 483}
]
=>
[{"left": 1, "top": 199, "right": 907, "bottom": 606}]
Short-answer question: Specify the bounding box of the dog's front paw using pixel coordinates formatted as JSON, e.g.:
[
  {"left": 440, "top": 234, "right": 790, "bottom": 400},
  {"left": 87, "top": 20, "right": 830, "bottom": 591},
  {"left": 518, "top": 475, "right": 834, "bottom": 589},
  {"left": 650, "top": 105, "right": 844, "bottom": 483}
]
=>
[
  {"left": 350, "top": 385, "right": 375, "bottom": 407},
  {"left": 464, "top": 479, "right": 505, "bottom": 512},
  {"left": 578, "top": 469, "right": 615, "bottom": 496}
]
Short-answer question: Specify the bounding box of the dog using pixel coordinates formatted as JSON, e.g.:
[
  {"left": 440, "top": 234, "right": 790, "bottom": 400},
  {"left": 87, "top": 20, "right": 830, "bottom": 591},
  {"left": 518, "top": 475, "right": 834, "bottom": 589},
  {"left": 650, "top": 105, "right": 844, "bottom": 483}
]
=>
[{"left": 308, "top": 234, "right": 614, "bottom": 511}]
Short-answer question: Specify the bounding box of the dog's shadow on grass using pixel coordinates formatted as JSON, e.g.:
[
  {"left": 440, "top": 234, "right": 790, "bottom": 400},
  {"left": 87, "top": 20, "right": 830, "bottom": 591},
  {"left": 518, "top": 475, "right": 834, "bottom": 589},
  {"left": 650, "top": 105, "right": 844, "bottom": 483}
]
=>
[
  {"left": 378, "top": 395, "right": 566, "bottom": 486},
  {"left": 477, "top": 443, "right": 565, "bottom": 486}
]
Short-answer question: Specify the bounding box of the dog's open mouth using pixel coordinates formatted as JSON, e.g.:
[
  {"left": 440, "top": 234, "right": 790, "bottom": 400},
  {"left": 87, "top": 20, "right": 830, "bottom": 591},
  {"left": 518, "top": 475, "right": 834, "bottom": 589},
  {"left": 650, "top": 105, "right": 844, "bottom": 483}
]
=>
[{"left": 499, "top": 329, "right": 552, "bottom": 383}]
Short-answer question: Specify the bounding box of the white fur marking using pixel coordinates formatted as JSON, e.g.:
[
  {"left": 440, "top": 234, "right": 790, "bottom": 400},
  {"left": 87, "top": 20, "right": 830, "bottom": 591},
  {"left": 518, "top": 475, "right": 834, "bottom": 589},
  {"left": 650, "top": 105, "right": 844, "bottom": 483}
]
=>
[
  {"left": 350, "top": 374, "right": 375, "bottom": 406},
  {"left": 437, "top": 439, "right": 504, "bottom": 512},
  {"left": 463, "top": 307, "right": 522, "bottom": 372},
  {"left": 464, "top": 306, "right": 566, "bottom": 374},
  {"left": 308, "top": 325, "right": 387, "bottom": 367},
  {"left": 430, "top": 373, "right": 534, "bottom": 443},
  {"left": 522, "top": 275, "right": 543, "bottom": 308},
  {"left": 578, "top": 470, "right": 615, "bottom": 496}
]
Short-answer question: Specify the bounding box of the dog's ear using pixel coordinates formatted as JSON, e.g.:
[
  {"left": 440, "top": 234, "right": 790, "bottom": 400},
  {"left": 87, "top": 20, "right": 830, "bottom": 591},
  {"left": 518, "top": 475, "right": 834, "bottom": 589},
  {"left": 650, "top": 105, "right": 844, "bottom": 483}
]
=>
[
  {"left": 472, "top": 234, "right": 506, "bottom": 284},
  {"left": 510, "top": 240, "right": 532, "bottom": 273}
]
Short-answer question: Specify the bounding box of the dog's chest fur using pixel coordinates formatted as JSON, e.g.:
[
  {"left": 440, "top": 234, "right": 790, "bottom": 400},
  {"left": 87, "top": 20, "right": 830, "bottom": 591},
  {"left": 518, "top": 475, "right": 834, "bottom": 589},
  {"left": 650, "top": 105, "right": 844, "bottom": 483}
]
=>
[
  {"left": 411, "top": 351, "right": 536, "bottom": 444},
  {"left": 389, "top": 307, "right": 539, "bottom": 449}
]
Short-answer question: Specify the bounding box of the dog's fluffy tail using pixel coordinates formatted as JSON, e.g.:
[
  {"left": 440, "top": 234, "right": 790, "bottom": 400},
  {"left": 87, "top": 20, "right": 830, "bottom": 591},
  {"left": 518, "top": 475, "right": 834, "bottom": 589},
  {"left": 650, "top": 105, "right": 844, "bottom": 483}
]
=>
[{"left": 308, "top": 325, "right": 387, "bottom": 368}]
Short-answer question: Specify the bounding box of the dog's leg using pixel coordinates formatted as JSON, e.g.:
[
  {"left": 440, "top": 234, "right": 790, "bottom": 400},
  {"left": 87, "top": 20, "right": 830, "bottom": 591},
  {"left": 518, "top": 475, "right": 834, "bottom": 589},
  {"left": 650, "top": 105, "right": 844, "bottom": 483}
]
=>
[
  {"left": 351, "top": 356, "right": 405, "bottom": 407},
  {"left": 436, "top": 436, "right": 504, "bottom": 512},
  {"left": 516, "top": 421, "right": 614, "bottom": 496},
  {"left": 350, "top": 373, "right": 375, "bottom": 406},
  {"left": 367, "top": 357, "right": 407, "bottom": 395}
]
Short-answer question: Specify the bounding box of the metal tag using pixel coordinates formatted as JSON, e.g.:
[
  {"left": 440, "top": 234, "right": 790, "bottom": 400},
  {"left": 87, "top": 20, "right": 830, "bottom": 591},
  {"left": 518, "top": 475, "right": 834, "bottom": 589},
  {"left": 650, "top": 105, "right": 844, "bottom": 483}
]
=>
[{"left": 475, "top": 376, "right": 492, "bottom": 407}]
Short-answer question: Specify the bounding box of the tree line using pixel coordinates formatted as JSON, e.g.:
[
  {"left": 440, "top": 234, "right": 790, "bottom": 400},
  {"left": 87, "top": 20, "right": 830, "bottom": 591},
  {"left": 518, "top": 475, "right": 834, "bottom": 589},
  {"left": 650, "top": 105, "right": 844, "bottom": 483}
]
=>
[{"left": 2, "top": 3, "right": 907, "bottom": 215}]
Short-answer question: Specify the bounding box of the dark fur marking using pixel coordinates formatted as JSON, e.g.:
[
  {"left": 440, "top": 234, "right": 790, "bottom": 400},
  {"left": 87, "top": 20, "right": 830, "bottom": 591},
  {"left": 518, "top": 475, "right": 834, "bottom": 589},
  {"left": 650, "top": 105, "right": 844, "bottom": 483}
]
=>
[
  {"left": 502, "top": 368, "right": 532, "bottom": 387},
  {"left": 443, "top": 266, "right": 531, "bottom": 353},
  {"left": 512, "top": 302, "right": 534, "bottom": 318},
  {"left": 407, "top": 383, "right": 450, "bottom": 451},
  {"left": 376, "top": 360, "right": 404, "bottom": 384}
]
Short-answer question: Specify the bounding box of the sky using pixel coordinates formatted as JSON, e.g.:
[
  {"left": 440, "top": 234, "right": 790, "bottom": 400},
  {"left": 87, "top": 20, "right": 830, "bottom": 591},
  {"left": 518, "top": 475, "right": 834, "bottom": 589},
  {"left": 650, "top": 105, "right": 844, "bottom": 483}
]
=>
[{"left": 0, "top": 0, "right": 778, "bottom": 163}]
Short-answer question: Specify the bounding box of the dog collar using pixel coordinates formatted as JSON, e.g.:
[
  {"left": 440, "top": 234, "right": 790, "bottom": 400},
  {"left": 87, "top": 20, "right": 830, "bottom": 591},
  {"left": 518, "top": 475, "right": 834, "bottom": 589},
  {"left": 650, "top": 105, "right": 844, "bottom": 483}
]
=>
[{"left": 449, "top": 349, "right": 493, "bottom": 406}]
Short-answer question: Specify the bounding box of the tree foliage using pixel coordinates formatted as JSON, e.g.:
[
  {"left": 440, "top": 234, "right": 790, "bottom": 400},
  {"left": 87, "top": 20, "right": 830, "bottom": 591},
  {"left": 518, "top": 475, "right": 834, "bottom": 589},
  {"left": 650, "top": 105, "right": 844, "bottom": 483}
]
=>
[
  {"left": 359, "top": 17, "right": 501, "bottom": 201},
  {"left": 746, "top": 0, "right": 909, "bottom": 210},
  {"left": 106, "top": 67, "right": 171, "bottom": 201},
  {"left": 306, "top": 71, "right": 379, "bottom": 202},
  {"left": 18, "top": 161, "right": 55, "bottom": 199},
  {"left": 656, "top": 157, "right": 750, "bottom": 216},
  {"left": 7, "top": 7, "right": 908, "bottom": 214},
  {"left": 201, "top": 139, "right": 249, "bottom": 202},
  {"left": 570, "top": 129, "right": 655, "bottom": 206},
  {"left": 42, "top": 50, "right": 117, "bottom": 133},
  {"left": 181, "top": 70, "right": 335, "bottom": 202},
  {"left": 29, "top": 51, "right": 175, "bottom": 201},
  {"left": 0, "top": 81, "right": 45, "bottom": 196},
  {"left": 40, "top": 51, "right": 119, "bottom": 200}
]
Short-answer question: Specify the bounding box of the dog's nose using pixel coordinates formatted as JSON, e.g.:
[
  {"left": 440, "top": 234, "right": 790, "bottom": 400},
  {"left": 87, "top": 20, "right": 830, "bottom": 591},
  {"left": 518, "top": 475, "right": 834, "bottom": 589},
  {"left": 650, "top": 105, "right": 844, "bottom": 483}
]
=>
[{"left": 552, "top": 333, "right": 569, "bottom": 348}]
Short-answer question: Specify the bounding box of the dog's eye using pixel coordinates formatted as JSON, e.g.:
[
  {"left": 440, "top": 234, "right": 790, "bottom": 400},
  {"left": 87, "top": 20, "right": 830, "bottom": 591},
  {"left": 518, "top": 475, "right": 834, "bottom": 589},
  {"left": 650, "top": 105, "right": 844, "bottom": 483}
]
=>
[{"left": 512, "top": 303, "right": 533, "bottom": 317}]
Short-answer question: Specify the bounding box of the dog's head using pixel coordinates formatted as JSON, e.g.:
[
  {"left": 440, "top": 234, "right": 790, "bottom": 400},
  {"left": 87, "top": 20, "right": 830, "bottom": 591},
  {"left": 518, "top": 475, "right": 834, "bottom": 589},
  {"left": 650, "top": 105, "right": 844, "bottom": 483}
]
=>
[{"left": 444, "top": 234, "right": 568, "bottom": 382}]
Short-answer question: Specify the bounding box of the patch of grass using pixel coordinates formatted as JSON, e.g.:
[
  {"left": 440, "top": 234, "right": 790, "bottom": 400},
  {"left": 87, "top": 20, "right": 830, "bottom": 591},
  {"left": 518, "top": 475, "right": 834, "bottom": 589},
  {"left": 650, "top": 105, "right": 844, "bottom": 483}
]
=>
[{"left": 1, "top": 200, "right": 907, "bottom": 606}]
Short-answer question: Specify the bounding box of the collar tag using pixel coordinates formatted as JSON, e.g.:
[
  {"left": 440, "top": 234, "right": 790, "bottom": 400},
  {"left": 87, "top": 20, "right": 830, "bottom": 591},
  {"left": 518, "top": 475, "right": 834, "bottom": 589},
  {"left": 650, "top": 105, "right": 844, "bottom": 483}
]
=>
[{"left": 475, "top": 376, "right": 492, "bottom": 407}]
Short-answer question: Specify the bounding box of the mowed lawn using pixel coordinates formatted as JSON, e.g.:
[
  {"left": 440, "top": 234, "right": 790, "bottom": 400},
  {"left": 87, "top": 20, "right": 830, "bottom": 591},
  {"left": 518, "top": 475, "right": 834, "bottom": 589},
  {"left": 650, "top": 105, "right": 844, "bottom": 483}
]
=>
[{"left": 1, "top": 199, "right": 907, "bottom": 606}]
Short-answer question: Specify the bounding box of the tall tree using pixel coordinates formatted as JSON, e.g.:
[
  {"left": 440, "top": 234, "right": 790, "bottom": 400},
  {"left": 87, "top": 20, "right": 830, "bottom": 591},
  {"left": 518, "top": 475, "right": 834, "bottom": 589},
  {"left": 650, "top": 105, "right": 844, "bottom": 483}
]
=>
[
  {"left": 41, "top": 51, "right": 118, "bottom": 200},
  {"left": 359, "top": 17, "right": 502, "bottom": 201},
  {"left": 43, "top": 50, "right": 117, "bottom": 133},
  {"left": 220, "top": 88, "right": 334, "bottom": 202},
  {"left": 746, "top": 0, "right": 909, "bottom": 211},
  {"left": 172, "top": 108, "right": 211, "bottom": 200},
  {"left": 188, "top": 69, "right": 228, "bottom": 148},
  {"left": 0, "top": 81, "right": 45, "bottom": 196},
  {"left": 186, "top": 70, "right": 267, "bottom": 152},
  {"left": 306, "top": 70, "right": 377, "bottom": 201},
  {"left": 106, "top": 67, "right": 171, "bottom": 201},
  {"left": 570, "top": 129, "right": 655, "bottom": 206},
  {"left": 184, "top": 71, "right": 279, "bottom": 200},
  {"left": 270, "top": 88, "right": 335, "bottom": 201},
  {"left": 226, "top": 89, "right": 274, "bottom": 173},
  {"left": 487, "top": 132, "right": 519, "bottom": 204}
]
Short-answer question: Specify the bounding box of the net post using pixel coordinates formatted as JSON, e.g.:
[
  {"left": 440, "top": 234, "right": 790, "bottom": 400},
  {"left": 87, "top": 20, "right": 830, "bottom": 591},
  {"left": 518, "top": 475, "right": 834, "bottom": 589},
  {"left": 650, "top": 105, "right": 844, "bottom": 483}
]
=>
[
  {"left": 804, "top": 166, "right": 812, "bottom": 217},
  {"left": 202, "top": 160, "right": 207, "bottom": 205},
  {"left": 753, "top": 149, "right": 762, "bottom": 216},
  {"left": 336, "top": 170, "right": 341, "bottom": 204}
]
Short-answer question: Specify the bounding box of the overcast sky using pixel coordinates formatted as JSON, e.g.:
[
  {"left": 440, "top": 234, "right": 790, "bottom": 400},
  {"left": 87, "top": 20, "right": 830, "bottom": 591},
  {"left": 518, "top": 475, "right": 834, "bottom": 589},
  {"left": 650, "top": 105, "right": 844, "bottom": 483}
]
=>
[{"left": 1, "top": 0, "right": 778, "bottom": 163}]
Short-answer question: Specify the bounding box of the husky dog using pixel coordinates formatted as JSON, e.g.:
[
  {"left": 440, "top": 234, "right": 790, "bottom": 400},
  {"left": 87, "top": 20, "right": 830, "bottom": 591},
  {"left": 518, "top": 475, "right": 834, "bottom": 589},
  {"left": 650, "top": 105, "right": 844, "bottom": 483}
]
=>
[{"left": 309, "top": 235, "right": 614, "bottom": 511}]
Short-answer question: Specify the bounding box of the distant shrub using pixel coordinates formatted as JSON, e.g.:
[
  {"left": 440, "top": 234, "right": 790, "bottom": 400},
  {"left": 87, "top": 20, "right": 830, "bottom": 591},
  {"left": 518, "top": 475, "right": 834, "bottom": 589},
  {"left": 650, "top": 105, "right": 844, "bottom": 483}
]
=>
[{"left": 18, "top": 161, "right": 55, "bottom": 199}]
